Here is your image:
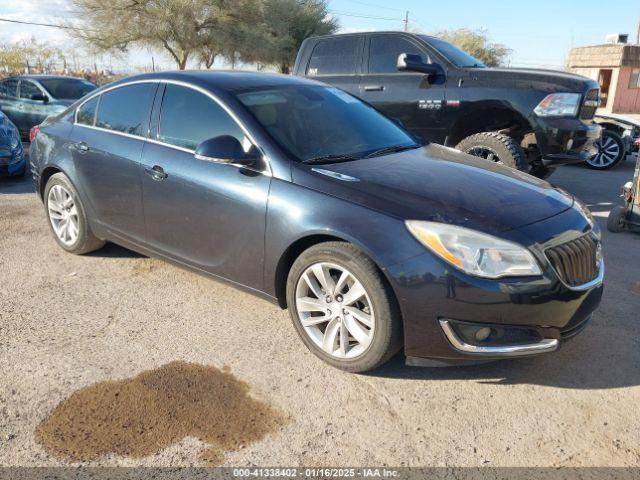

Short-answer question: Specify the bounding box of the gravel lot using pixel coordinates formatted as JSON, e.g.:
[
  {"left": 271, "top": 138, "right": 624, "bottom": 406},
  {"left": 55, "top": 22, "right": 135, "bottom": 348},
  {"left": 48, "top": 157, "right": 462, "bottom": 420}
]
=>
[{"left": 0, "top": 153, "right": 639, "bottom": 467}]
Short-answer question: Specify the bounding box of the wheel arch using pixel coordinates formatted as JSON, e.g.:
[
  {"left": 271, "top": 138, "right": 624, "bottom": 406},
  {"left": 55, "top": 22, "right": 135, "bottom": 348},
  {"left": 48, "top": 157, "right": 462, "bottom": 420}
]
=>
[
  {"left": 273, "top": 232, "right": 397, "bottom": 310},
  {"left": 39, "top": 165, "right": 64, "bottom": 200},
  {"left": 447, "top": 106, "right": 532, "bottom": 147}
]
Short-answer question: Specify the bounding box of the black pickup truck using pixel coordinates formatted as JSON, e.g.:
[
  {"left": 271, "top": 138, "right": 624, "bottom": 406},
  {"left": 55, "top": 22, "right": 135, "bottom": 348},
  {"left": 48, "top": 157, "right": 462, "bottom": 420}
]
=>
[{"left": 293, "top": 31, "right": 601, "bottom": 178}]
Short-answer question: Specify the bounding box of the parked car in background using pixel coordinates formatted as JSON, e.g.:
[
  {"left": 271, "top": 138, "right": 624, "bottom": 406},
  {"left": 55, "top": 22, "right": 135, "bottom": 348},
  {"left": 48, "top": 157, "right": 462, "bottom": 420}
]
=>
[
  {"left": 0, "top": 110, "right": 25, "bottom": 177},
  {"left": 588, "top": 113, "right": 640, "bottom": 170},
  {"left": 30, "top": 71, "right": 603, "bottom": 372},
  {"left": 0, "top": 75, "right": 96, "bottom": 139},
  {"left": 294, "top": 31, "right": 602, "bottom": 178}
]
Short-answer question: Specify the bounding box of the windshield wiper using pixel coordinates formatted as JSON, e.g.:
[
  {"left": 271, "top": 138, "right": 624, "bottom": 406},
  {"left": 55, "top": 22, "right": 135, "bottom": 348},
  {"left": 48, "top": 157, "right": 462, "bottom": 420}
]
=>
[
  {"left": 362, "top": 144, "right": 420, "bottom": 159},
  {"left": 302, "top": 154, "right": 360, "bottom": 165}
]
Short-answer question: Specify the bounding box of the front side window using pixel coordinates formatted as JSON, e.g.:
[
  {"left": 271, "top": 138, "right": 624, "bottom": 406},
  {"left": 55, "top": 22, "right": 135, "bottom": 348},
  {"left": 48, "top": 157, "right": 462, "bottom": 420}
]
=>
[
  {"left": 368, "top": 36, "right": 427, "bottom": 74},
  {"left": 0, "top": 78, "right": 19, "bottom": 98},
  {"left": 235, "top": 85, "right": 419, "bottom": 163},
  {"left": 307, "top": 37, "right": 360, "bottom": 76},
  {"left": 95, "top": 83, "right": 156, "bottom": 136},
  {"left": 77, "top": 96, "right": 99, "bottom": 126},
  {"left": 421, "top": 36, "right": 486, "bottom": 68},
  {"left": 19, "top": 80, "right": 42, "bottom": 99},
  {"left": 158, "top": 84, "right": 247, "bottom": 150}
]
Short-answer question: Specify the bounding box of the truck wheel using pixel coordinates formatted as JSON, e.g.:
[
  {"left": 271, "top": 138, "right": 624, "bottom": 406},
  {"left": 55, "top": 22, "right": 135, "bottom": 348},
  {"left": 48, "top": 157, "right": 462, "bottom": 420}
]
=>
[
  {"left": 456, "top": 132, "right": 527, "bottom": 171},
  {"left": 607, "top": 206, "right": 626, "bottom": 232},
  {"left": 586, "top": 130, "right": 625, "bottom": 170}
]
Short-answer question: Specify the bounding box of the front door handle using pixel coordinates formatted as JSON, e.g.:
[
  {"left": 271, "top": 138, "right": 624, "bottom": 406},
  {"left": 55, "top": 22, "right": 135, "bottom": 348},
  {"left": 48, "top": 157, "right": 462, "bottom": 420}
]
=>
[
  {"left": 363, "top": 85, "right": 385, "bottom": 92},
  {"left": 144, "top": 165, "right": 168, "bottom": 181},
  {"left": 74, "top": 142, "right": 90, "bottom": 153},
  {"left": 16, "top": 104, "right": 25, "bottom": 110}
]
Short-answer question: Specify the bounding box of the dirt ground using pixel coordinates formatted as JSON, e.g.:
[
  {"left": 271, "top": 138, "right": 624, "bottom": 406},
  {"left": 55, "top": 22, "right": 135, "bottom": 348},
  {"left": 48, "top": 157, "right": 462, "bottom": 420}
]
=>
[{"left": 0, "top": 153, "right": 639, "bottom": 467}]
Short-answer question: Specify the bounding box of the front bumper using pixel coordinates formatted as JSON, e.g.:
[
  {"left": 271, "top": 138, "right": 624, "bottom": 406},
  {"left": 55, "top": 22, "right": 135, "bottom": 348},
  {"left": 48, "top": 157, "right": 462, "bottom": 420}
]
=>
[
  {"left": 533, "top": 116, "right": 601, "bottom": 166},
  {"left": 387, "top": 208, "right": 603, "bottom": 364}
]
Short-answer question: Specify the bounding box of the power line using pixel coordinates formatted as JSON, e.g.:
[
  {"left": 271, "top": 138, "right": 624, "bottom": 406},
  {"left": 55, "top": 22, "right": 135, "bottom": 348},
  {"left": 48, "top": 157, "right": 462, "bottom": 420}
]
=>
[
  {"left": 0, "top": 17, "right": 74, "bottom": 30},
  {"left": 343, "top": 0, "right": 406, "bottom": 12},
  {"left": 328, "top": 9, "right": 399, "bottom": 21}
]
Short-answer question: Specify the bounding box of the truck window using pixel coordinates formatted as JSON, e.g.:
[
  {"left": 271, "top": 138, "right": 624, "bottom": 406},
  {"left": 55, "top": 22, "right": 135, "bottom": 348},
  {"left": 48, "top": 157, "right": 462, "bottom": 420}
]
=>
[
  {"left": 307, "top": 37, "right": 360, "bottom": 76},
  {"left": 368, "top": 36, "right": 427, "bottom": 74}
]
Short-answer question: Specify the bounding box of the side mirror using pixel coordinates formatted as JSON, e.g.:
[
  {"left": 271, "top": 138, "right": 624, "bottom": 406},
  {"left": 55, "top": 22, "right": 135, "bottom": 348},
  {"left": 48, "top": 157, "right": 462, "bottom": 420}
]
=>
[
  {"left": 397, "top": 53, "right": 440, "bottom": 76},
  {"left": 194, "top": 135, "right": 261, "bottom": 167},
  {"left": 31, "top": 93, "right": 49, "bottom": 103}
]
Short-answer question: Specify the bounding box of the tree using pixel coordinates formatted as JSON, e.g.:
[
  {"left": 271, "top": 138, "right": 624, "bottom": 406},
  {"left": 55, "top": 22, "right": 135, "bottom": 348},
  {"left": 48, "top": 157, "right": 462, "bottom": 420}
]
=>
[
  {"left": 247, "top": 0, "right": 338, "bottom": 74},
  {"left": 70, "top": 0, "right": 233, "bottom": 70},
  {"left": 436, "top": 28, "right": 511, "bottom": 67}
]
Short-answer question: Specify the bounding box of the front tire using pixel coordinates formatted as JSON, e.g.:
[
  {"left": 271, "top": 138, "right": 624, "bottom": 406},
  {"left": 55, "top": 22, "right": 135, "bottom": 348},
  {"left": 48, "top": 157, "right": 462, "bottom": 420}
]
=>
[
  {"left": 44, "top": 173, "right": 105, "bottom": 254},
  {"left": 455, "top": 132, "right": 528, "bottom": 171},
  {"left": 587, "top": 130, "right": 625, "bottom": 170},
  {"left": 286, "top": 242, "right": 402, "bottom": 373}
]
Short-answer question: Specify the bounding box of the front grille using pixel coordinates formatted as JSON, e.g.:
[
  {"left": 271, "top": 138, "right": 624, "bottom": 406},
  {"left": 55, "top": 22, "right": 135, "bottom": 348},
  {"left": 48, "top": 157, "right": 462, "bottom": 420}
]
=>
[
  {"left": 579, "top": 89, "right": 599, "bottom": 119},
  {"left": 545, "top": 234, "right": 600, "bottom": 287}
]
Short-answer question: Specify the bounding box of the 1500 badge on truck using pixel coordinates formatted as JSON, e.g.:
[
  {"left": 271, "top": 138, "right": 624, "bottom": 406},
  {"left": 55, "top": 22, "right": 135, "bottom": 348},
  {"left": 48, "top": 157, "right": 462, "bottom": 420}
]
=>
[{"left": 294, "top": 31, "right": 601, "bottom": 178}]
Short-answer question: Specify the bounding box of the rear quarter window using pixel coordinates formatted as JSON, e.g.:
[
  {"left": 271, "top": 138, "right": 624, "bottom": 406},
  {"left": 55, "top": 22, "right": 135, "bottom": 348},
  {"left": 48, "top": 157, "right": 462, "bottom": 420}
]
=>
[
  {"left": 307, "top": 37, "right": 360, "bottom": 76},
  {"left": 0, "top": 78, "right": 19, "bottom": 98}
]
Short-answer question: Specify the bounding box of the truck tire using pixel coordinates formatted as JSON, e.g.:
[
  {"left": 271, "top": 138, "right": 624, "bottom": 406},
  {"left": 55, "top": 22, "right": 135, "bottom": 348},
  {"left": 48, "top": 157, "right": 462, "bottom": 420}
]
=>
[
  {"left": 586, "top": 130, "right": 625, "bottom": 170},
  {"left": 456, "top": 132, "right": 528, "bottom": 171}
]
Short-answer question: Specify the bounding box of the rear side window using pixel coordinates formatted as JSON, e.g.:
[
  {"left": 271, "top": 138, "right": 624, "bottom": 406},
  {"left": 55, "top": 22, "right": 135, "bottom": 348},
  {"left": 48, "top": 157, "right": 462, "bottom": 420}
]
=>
[
  {"left": 368, "top": 36, "right": 427, "bottom": 74},
  {"left": 0, "top": 78, "right": 18, "bottom": 98},
  {"left": 158, "top": 84, "right": 246, "bottom": 151},
  {"left": 19, "top": 80, "right": 41, "bottom": 99},
  {"left": 77, "top": 96, "right": 99, "bottom": 126},
  {"left": 95, "top": 83, "right": 156, "bottom": 136},
  {"left": 307, "top": 37, "right": 360, "bottom": 76}
]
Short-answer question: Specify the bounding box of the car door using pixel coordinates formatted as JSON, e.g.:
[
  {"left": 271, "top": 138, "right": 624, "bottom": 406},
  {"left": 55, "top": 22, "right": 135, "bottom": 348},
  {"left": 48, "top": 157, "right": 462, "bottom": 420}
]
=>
[
  {"left": 18, "top": 79, "right": 51, "bottom": 131},
  {"left": 140, "top": 83, "right": 271, "bottom": 290},
  {"left": 0, "top": 78, "right": 24, "bottom": 134},
  {"left": 70, "top": 82, "right": 158, "bottom": 242},
  {"left": 304, "top": 35, "right": 364, "bottom": 96},
  {"left": 359, "top": 34, "right": 448, "bottom": 144}
]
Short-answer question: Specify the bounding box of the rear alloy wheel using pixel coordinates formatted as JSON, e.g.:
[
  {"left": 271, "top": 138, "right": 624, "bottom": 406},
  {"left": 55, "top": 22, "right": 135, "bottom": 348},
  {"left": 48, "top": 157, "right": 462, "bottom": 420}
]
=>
[
  {"left": 587, "top": 130, "right": 625, "bottom": 170},
  {"left": 286, "top": 242, "right": 402, "bottom": 372},
  {"left": 44, "top": 173, "right": 105, "bottom": 254},
  {"left": 455, "top": 132, "right": 527, "bottom": 171}
]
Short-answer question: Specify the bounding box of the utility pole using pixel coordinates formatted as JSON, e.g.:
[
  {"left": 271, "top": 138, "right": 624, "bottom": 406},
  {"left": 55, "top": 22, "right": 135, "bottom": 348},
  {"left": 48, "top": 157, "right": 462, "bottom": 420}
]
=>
[
  {"left": 403, "top": 11, "right": 409, "bottom": 32},
  {"left": 636, "top": 16, "right": 640, "bottom": 44}
]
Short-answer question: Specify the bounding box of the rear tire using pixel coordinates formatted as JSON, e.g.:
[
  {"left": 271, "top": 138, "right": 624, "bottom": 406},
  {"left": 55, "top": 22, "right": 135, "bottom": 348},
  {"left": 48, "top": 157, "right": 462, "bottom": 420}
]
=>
[
  {"left": 286, "top": 242, "right": 402, "bottom": 373},
  {"left": 607, "top": 206, "right": 626, "bottom": 232},
  {"left": 44, "top": 173, "right": 105, "bottom": 254},
  {"left": 456, "top": 132, "right": 528, "bottom": 171},
  {"left": 587, "top": 130, "right": 625, "bottom": 170}
]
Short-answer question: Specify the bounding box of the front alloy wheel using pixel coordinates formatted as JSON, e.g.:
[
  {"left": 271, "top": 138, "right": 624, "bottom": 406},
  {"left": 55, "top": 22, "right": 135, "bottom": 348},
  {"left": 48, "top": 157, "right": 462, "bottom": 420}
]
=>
[
  {"left": 286, "top": 242, "right": 402, "bottom": 372},
  {"left": 587, "top": 130, "right": 624, "bottom": 170},
  {"left": 295, "top": 262, "right": 375, "bottom": 359}
]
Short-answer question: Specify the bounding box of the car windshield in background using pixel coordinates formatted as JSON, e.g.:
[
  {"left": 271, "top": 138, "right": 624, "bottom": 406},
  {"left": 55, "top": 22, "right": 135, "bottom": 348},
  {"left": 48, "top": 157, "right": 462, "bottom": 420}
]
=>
[
  {"left": 422, "top": 36, "right": 486, "bottom": 68},
  {"left": 38, "top": 78, "right": 97, "bottom": 100},
  {"left": 234, "top": 85, "right": 420, "bottom": 164}
]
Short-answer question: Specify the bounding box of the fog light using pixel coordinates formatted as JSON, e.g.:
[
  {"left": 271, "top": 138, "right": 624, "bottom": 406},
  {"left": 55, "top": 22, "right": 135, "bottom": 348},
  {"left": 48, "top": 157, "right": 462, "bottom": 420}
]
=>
[{"left": 475, "top": 327, "right": 492, "bottom": 342}]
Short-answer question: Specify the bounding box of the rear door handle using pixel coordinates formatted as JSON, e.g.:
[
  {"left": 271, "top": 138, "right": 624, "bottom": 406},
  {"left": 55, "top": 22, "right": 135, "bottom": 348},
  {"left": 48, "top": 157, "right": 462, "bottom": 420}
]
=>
[
  {"left": 363, "top": 85, "right": 385, "bottom": 92},
  {"left": 144, "top": 165, "right": 168, "bottom": 181},
  {"left": 16, "top": 104, "right": 24, "bottom": 110}
]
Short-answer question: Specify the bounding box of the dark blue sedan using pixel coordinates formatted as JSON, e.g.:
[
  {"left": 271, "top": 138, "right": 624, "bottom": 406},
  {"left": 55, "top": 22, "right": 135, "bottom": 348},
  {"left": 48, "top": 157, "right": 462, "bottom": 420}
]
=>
[
  {"left": 0, "top": 110, "right": 25, "bottom": 177},
  {"left": 29, "top": 72, "right": 603, "bottom": 372}
]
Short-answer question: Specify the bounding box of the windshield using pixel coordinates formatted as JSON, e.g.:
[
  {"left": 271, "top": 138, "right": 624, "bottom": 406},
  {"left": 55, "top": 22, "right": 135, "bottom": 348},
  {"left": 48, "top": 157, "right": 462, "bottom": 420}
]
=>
[
  {"left": 234, "top": 85, "right": 419, "bottom": 163},
  {"left": 38, "top": 78, "right": 97, "bottom": 100},
  {"left": 421, "top": 36, "right": 486, "bottom": 68}
]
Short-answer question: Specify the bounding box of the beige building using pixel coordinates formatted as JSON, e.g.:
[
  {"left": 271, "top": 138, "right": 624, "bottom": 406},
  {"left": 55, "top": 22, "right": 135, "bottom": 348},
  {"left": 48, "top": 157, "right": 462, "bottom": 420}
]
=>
[{"left": 567, "top": 36, "right": 640, "bottom": 113}]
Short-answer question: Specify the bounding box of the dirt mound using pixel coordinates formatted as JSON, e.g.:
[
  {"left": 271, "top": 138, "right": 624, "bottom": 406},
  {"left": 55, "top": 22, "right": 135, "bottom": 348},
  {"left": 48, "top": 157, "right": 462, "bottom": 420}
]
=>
[{"left": 36, "top": 361, "right": 285, "bottom": 464}]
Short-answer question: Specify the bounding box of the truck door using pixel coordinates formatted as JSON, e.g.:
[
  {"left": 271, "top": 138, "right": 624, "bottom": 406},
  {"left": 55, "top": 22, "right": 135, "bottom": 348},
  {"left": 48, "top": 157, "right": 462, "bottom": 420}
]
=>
[
  {"left": 359, "top": 33, "right": 448, "bottom": 144},
  {"left": 303, "top": 35, "right": 363, "bottom": 97}
]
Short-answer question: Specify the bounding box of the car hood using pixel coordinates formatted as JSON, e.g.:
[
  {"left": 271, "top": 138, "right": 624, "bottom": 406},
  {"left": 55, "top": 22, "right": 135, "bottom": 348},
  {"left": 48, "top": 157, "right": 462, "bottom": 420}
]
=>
[
  {"left": 470, "top": 67, "right": 599, "bottom": 93},
  {"left": 293, "top": 143, "right": 575, "bottom": 235}
]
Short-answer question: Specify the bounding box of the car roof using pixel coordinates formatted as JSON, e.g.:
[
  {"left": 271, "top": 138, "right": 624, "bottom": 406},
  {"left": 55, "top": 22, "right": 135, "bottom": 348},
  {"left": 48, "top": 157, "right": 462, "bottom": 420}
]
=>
[
  {"left": 305, "top": 30, "right": 426, "bottom": 40},
  {"left": 2, "top": 75, "right": 88, "bottom": 82},
  {"left": 108, "top": 70, "right": 324, "bottom": 93}
]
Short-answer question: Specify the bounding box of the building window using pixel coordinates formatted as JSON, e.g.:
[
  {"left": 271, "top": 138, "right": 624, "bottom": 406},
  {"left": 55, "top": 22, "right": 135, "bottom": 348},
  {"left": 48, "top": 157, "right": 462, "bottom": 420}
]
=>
[{"left": 629, "top": 69, "right": 640, "bottom": 89}]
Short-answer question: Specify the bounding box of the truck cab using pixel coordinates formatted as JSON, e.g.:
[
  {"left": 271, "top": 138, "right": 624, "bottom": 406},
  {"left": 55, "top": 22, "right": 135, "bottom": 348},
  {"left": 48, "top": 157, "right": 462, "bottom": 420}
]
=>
[{"left": 293, "top": 31, "right": 601, "bottom": 178}]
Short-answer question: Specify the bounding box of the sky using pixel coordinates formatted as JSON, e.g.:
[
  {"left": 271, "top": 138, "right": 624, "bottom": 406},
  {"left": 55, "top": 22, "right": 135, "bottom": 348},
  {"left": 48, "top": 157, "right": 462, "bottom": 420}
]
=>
[{"left": 0, "top": 0, "right": 638, "bottom": 71}]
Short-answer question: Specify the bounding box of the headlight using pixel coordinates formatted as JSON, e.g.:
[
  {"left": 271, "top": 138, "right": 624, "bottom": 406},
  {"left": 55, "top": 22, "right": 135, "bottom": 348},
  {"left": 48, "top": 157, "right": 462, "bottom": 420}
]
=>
[
  {"left": 405, "top": 221, "right": 542, "bottom": 278},
  {"left": 534, "top": 93, "right": 581, "bottom": 117}
]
